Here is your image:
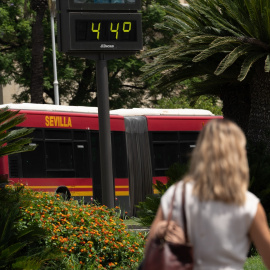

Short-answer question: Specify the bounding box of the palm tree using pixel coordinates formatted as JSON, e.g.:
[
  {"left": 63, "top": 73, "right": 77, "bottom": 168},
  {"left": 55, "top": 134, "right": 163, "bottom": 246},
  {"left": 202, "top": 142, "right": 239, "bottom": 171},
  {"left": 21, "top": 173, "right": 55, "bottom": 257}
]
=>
[
  {"left": 0, "top": 107, "right": 36, "bottom": 158},
  {"left": 0, "top": 106, "right": 36, "bottom": 186},
  {"left": 142, "top": 0, "right": 270, "bottom": 144},
  {"left": 29, "top": 0, "right": 48, "bottom": 103}
]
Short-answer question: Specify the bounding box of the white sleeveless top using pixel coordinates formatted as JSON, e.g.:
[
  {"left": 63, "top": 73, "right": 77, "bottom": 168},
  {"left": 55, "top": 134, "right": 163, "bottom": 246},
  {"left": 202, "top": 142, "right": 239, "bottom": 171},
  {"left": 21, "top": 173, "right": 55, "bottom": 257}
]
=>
[{"left": 161, "top": 181, "right": 259, "bottom": 270}]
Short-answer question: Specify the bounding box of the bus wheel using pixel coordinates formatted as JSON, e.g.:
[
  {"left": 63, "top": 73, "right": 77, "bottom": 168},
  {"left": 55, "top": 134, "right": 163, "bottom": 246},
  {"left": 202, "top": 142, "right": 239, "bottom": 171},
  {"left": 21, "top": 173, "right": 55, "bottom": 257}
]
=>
[{"left": 55, "top": 186, "right": 71, "bottom": 201}]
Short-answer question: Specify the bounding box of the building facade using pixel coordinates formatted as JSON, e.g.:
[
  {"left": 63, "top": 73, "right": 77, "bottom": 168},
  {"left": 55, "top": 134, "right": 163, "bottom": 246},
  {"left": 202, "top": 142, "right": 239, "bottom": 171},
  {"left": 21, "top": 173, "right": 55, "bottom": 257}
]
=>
[{"left": 0, "top": 82, "right": 24, "bottom": 105}]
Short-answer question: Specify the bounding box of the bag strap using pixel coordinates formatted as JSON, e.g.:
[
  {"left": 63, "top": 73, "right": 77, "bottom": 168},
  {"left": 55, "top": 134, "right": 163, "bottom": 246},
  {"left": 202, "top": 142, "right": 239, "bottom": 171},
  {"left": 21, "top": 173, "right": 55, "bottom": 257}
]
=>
[
  {"left": 167, "top": 184, "right": 177, "bottom": 223},
  {"left": 181, "top": 182, "right": 189, "bottom": 243},
  {"left": 166, "top": 181, "right": 189, "bottom": 244}
]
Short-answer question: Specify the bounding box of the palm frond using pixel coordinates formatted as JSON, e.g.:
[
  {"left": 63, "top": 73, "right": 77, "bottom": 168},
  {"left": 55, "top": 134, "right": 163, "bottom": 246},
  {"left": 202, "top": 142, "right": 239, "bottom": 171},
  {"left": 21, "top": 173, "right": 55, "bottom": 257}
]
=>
[
  {"left": 193, "top": 43, "right": 235, "bottom": 62},
  {"left": 164, "top": 5, "right": 200, "bottom": 30},
  {"left": 218, "top": 0, "right": 256, "bottom": 37},
  {"left": 242, "top": 0, "right": 265, "bottom": 38},
  {"left": 0, "top": 128, "right": 35, "bottom": 145},
  {"left": 0, "top": 187, "right": 61, "bottom": 269},
  {"left": 0, "top": 107, "right": 36, "bottom": 157},
  {"left": 189, "top": 35, "right": 219, "bottom": 44},
  {"left": 0, "top": 109, "right": 19, "bottom": 125},
  {"left": 238, "top": 53, "right": 267, "bottom": 81},
  {"left": 0, "top": 114, "right": 26, "bottom": 134},
  {"left": 265, "top": 54, "right": 270, "bottom": 72},
  {"left": 141, "top": 0, "right": 270, "bottom": 100},
  {"left": 214, "top": 44, "right": 252, "bottom": 75},
  {"left": 191, "top": 0, "right": 244, "bottom": 36},
  {"left": 0, "top": 139, "right": 36, "bottom": 157},
  {"left": 209, "top": 36, "right": 241, "bottom": 47}
]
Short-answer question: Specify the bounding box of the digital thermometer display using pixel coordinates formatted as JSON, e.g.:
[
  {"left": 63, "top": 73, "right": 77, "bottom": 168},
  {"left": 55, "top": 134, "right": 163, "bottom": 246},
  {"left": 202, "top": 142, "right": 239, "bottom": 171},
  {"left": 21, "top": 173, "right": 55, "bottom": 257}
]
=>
[{"left": 76, "top": 20, "right": 137, "bottom": 42}]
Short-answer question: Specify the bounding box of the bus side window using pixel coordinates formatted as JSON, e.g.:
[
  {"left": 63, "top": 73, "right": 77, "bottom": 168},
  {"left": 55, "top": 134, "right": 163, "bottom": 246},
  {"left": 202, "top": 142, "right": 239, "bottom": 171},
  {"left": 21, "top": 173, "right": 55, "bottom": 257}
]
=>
[
  {"left": 151, "top": 132, "right": 179, "bottom": 177},
  {"left": 22, "top": 141, "right": 46, "bottom": 177},
  {"left": 112, "top": 132, "right": 128, "bottom": 178},
  {"left": 74, "top": 142, "right": 90, "bottom": 177},
  {"left": 10, "top": 128, "right": 46, "bottom": 178},
  {"left": 9, "top": 154, "right": 22, "bottom": 178},
  {"left": 18, "top": 129, "right": 92, "bottom": 178},
  {"left": 153, "top": 143, "right": 178, "bottom": 175},
  {"left": 73, "top": 130, "right": 90, "bottom": 178},
  {"left": 150, "top": 131, "right": 199, "bottom": 177},
  {"left": 179, "top": 132, "right": 199, "bottom": 164}
]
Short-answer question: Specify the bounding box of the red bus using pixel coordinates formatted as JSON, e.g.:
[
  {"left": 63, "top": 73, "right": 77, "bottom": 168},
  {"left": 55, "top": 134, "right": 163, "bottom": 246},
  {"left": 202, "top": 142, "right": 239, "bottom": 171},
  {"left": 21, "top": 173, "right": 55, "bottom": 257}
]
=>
[{"left": 0, "top": 103, "right": 221, "bottom": 214}]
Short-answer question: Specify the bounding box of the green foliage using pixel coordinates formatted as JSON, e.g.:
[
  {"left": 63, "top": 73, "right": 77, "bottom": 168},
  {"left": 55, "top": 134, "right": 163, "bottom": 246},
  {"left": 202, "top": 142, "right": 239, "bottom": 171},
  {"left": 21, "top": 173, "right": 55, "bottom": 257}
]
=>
[
  {"left": 136, "top": 163, "right": 188, "bottom": 226},
  {"left": 186, "top": 0, "right": 270, "bottom": 80},
  {"left": 0, "top": 107, "right": 36, "bottom": 157},
  {"left": 16, "top": 187, "right": 145, "bottom": 269},
  {"left": 0, "top": 0, "right": 33, "bottom": 85},
  {"left": 1, "top": 0, "right": 175, "bottom": 107},
  {"left": 165, "top": 162, "right": 189, "bottom": 183},
  {"left": 141, "top": 0, "right": 270, "bottom": 99},
  {"left": 156, "top": 93, "right": 223, "bottom": 115},
  {"left": 136, "top": 194, "right": 161, "bottom": 227},
  {"left": 0, "top": 184, "right": 60, "bottom": 269},
  {"left": 244, "top": 256, "right": 267, "bottom": 270}
]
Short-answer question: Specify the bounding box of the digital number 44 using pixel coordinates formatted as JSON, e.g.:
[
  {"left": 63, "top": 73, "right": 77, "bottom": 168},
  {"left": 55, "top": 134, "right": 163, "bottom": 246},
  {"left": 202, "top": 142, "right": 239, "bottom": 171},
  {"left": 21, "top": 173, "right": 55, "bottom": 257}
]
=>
[{"left": 92, "top": 22, "right": 132, "bottom": 40}]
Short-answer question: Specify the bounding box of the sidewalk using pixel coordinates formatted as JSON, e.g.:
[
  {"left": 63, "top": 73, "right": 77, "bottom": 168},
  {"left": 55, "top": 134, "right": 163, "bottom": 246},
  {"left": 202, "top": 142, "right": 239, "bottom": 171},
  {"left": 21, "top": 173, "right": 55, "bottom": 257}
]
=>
[{"left": 127, "top": 224, "right": 150, "bottom": 233}]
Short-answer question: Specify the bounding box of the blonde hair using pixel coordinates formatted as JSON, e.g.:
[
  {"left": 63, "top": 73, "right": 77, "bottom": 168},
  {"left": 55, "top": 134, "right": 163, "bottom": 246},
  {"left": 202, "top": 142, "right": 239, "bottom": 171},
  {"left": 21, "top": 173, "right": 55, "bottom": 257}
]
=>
[{"left": 185, "top": 119, "right": 249, "bottom": 205}]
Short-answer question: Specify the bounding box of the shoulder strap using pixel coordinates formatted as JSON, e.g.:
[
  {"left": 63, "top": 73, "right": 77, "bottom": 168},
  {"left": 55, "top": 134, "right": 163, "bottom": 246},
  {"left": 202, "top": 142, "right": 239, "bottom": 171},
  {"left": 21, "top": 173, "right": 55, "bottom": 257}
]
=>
[
  {"left": 181, "top": 182, "right": 189, "bottom": 243},
  {"left": 167, "top": 184, "right": 178, "bottom": 223},
  {"left": 166, "top": 181, "right": 189, "bottom": 244}
]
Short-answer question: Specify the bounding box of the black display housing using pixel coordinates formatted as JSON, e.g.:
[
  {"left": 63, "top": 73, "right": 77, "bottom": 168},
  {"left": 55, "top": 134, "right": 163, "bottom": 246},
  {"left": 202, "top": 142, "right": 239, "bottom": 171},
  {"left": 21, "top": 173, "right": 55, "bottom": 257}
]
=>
[
  {"left": 57, "top": 0, "right": 143, "bottom": 54},
  {"left": 69, "top": 13, "right": 142, "bottom": 51},
  {"left": 68, "top": 0, "right": 141, "bottom": 11}
]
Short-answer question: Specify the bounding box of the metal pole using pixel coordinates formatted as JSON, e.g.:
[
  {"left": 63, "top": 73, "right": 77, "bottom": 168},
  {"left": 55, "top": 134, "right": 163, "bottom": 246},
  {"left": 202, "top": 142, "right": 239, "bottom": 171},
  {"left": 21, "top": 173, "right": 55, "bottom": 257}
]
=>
[
  {"left": 96, "top": 55, "right": 115, "bottom": 208},
  {"left": 50, "top": 0, "right": 59, "bottom": 105}
]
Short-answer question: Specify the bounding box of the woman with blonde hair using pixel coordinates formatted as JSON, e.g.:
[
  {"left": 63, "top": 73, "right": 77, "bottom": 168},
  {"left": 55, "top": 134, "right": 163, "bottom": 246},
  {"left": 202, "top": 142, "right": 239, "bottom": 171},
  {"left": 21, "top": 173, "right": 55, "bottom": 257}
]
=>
[{"left": 144, "top": 119, "right": 270, "bottom": 269}]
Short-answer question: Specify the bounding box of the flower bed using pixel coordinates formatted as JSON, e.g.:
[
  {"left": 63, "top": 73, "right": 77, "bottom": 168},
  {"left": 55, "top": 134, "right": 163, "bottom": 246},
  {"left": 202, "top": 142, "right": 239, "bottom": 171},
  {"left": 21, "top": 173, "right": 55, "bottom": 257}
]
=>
[{"left": 14, "top": 186, "right": 145, "bottom": 269}]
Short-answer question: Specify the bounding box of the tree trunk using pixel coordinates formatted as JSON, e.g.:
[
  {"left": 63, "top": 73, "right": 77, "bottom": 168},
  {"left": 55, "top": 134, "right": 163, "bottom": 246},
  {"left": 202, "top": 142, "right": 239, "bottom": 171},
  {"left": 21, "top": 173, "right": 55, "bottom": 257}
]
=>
[
  {"left": 220, "top": 83, "right": 251, "bottom": 135},
  {"left": 247, "top": 61, "right": 270, "bottom": 148},
  {"left": 70, "top": 60, "right": 97, "bottom": 106},
  {"left": 30, "top": 8, "right": 46, "bottom": 103}
]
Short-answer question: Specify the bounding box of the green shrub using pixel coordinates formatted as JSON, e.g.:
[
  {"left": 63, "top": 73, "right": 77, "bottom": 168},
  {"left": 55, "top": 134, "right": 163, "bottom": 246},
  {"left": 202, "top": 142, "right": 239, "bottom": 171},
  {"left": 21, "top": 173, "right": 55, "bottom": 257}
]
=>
[
  {"left": 136, "top": 163, "right": 188, "bottom": 226},
  {"left": 0, "top": 184, "right": 59, "bottom": 270},
  {"left": 244, "top": 256, "right": 267, "bottom": 270},
  {"left": 136, "top": 193, "right": 161, "bottom": 227},
  {"left": 14, "top": 186, "right": 145, "bottom": 269}
]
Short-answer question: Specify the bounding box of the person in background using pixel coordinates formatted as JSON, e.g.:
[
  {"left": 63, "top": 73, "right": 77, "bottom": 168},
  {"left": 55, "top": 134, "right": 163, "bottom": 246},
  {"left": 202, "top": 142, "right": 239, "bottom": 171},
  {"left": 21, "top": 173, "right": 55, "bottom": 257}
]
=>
[{"left": 144, "top": 119, "right": 270, "bottom": 270}]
